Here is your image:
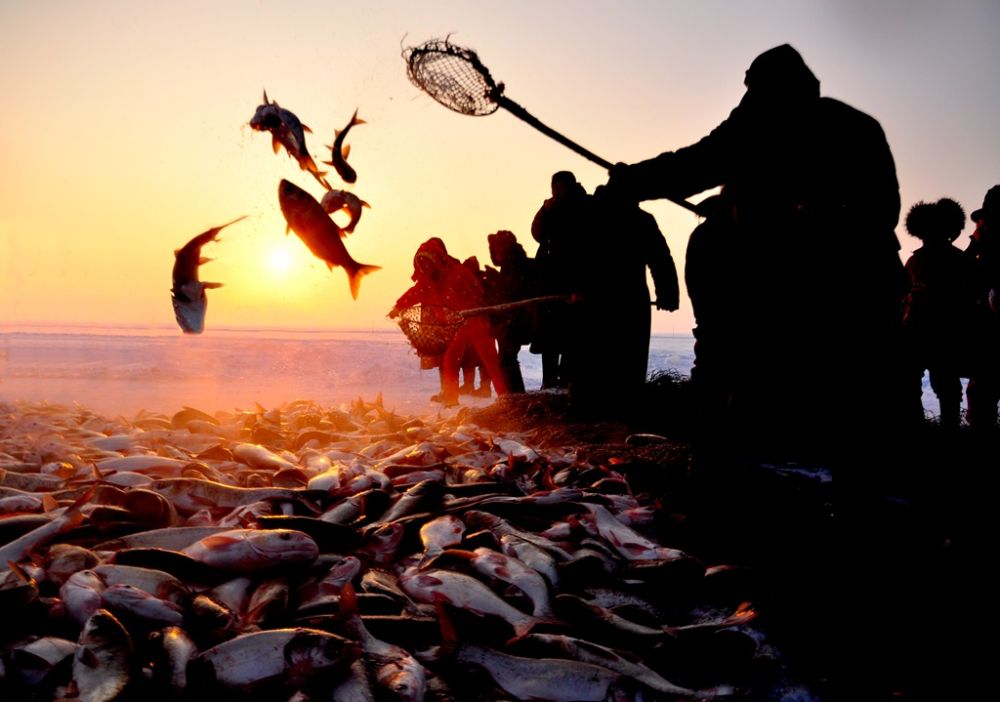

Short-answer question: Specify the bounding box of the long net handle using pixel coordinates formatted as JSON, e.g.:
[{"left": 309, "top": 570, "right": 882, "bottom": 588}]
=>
[
  {"left": 458, "top": 294, "right": 572, "bottom": 318},
  {"left": 497, "top": 95, "right": 704, "bottom": 217}
]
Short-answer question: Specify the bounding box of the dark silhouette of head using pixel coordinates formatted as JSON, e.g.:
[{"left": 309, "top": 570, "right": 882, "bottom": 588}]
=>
[
  {"left": 971, "top": 185, "right": 1000, "bottom": 224},
  {"left": 905, "top": 199, "right": 966, "bottom": 243},
  {"left": 743, "top": 44, "right": 820, "bottom": 106},
  {"left": 551, "top": 171, "right": 582, "bottom": 199},
  {"left": 488, "top": 229, "right": 522, "bottom": 267}
]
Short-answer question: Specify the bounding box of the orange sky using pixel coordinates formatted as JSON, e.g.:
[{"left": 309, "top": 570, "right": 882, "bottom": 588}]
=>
[{"left": 1, "top": 1, "right": 998, "bottom": 335}]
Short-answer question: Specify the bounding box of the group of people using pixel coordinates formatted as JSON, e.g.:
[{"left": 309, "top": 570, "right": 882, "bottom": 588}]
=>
[
  {"left": 389, "top": 171, "right": 680, "bottom": 410},
  {"left": 902, "top": 187, "right": 1000, "bottom": 431},
  {"left": 392, "top": 43, "right": 998, "bottom": 456}
]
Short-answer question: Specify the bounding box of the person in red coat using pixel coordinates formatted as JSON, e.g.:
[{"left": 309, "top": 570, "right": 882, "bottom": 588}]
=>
[{"left": 390, "top": 238, "right": 508, "bottom": 405}]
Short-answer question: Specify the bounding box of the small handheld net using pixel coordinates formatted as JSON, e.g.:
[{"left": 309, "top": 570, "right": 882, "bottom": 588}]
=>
[
  {"left": 396, "top": 295, "right": 573, "bottom": 356},
  {"left": 403, "top": 39, "right": 502, "bottom": 117},
  {"left": 396, "top": 304, "right": 464, "bottom": 357},
  {"left": 403, "top": 37, "right": 702, "bottom": 216}
]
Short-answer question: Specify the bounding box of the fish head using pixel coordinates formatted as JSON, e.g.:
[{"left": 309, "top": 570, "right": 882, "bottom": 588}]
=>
[
  {"left": 79, "top": 608, "right": 131, "bottom": 648},
  {"left": 246, "top": 529, "right": 319, "bottom": 565},
  {"left": 249, "top": 102, "right": 282, "bottom": 131},
  {"left": 171, "top": 285, "right": 208, "bottom": 334},
  {"left": 283, "top": 630, "right": 360, "bottom": 685},
  {"left": 319, "top": 189, "right": 346, "bottom": 214}
]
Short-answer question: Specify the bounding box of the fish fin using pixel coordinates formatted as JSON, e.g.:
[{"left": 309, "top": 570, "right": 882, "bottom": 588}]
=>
[
  {"left": 42, "top": 493, "right": 59, "bottom": 513},
  {"left": 325, "top": 261, "right": 334, "bottom": 271},
  {"left": 361, "top": 199, "right": 371, "bottom": 209},
  {"left": 347, "top": 263, "right": 381, "bottom": 301},
  {"left": 285, "top": 224, "right": 292, "bottom": 236},
  {"left": 321, "top": 160, "right": 333, "bottom": 166},
  {"left": 342, "top": 144, "right": 351, "bottom": 159},
  {"left": 198, "top": 256, "right": 214, "bottom": 266},
  {"left": 203, "top": 282, "right": 223, "bottom": 289},
  {"left": 340, "top": 581, "right": 359, "bottom": 616},
  {"left": 302, "top": 124, "right": 313, "bottom": 133},
  {"left": 262, "top": 89, "right": 270, "bottom": 105},
  {"left": 7, "top": 560, "right": 34, "bottom": 585},
  {"left": 272, "top": 135, "right": 281, "bottom": 154},
  {"left": 195, "top": 534, "right": 242, "bottom": 548},
  {"left": 435, "top": 602, "right": 459, "bottom": 650},
  {"left": 350, "top": 109, "right": 365, "bottom": 127},
  {"left": 174, "top": 248, "right": 181, "bottom": 256}
]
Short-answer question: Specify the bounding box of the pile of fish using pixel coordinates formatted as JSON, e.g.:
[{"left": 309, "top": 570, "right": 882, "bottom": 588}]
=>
[{"left": 1, "top": 398, "right": 786, "bottom": 701}]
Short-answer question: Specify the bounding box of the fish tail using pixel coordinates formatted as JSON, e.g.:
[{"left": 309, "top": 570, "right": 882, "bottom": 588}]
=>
[{"left": 346, "top": 263, "right": 381, "bottom": 300}]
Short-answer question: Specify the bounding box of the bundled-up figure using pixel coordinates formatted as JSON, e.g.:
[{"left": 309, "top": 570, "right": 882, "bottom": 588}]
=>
[
  {"left": 531, "top": 171, "right": 595, "bottom": 389},
  {"left": 460, "top": 256, "right": 493, "bottom": 398},
  {"left": 569, "top": 190, "right": 679, "bottom": 412},
  {"left": 901, "top": 199, "right": 977, "bottom": 428},
  {"left": 390, "top": 238, "right": 508, "bottom": 406},
  {"left": 487, "top": 231, "right": 537, "bottom": 394},
  {"left": 966, "top": 185, "right": 1000, "bottom": 431},
  {"left": 606, "top": 43, "right": 912, "bottom": 454}
]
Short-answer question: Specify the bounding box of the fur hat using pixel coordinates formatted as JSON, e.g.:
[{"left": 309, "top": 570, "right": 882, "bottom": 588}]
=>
[
  {"left": 905, "top": 198, "right": 965, "bottom": 242},
  {"left": 971, "top": 184, "right": 1000, "bottom": 223}
]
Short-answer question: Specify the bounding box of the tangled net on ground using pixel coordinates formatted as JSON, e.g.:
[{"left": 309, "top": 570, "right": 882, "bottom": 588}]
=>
[
  {"left": 396, "top": 304, "right": 464, "bottom": 356},
  {"left": 403, "top": 37, "right": 503, "bottom": 116}
]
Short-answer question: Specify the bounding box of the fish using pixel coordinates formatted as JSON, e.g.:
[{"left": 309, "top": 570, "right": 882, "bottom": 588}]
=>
[
  {"left": 277, "top": 179, "right": 380, "bottom": 299},
  {"left": 187, "top": 627, "right": 359, "bottom": 692},
  {"left": 399, "top": 568, "right": 544, "bottom": 639},
  {"left": 320, "top": 188, "right": 370, "bottom": 234},
  {"left": 421, "top": 642, "right": 622, "bottom": 702},
  {"left": 149, "top": 626, "right": 198, "bottom": 692},
  {"left": 0, "top": 486, "right": 93, "bottom": 567},
  {"left": 181, "top": 528, "right": 319, "bottom": 573},
  {"left": 433, "top": 547, "right": 554, "bottom": 617},
  {"left": 72, "top": 609, "right": 133, "bottom": 702},
  {"left": 100, "top": 583, "right": 185, "bottom": 626},
  {"left": 249, "top": 90, "right": 331, "bottom": 190},
  {"left": 342, "top": 583, "right": 427, "bottom": 701},
  {"left": 323, "top": 109, "right": 365, "bottom": 184},
  {"left": 171, "top": 216, "right": 245, "bottom": 334},
  {"left": 515, "top": 633, "right": 700, "bottom": 698}
]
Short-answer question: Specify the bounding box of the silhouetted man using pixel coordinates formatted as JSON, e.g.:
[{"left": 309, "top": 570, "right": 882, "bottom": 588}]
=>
[{"left": 607, "top": 44, "right": 911, "bottom": 458}]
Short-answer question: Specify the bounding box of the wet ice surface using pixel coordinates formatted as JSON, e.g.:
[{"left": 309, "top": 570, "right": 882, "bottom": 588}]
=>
[{"left": 0, "top": 326, "right": 698, "bottom": 417}]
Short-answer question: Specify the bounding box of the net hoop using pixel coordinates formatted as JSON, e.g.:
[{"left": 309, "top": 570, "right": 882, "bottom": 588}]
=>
[
  {"left": 396, "top": 304, "right": 464, "bottom": 357},
  {"left": 403, "top": 37, "right": 503, "bottom": 116}
]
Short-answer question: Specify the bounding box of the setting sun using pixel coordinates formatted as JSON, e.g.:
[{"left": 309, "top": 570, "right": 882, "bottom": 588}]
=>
[{"left": 268, "top": 244, "right": 294, "bottom": 274}]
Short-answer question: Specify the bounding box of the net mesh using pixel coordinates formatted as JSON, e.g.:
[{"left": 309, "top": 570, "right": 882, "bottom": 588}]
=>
[
  {"left": 396, "top": 304, "right": 465, "bottom": 356},
  {"left": 403, "top": 38, "right": 501, "bottom": 116}
]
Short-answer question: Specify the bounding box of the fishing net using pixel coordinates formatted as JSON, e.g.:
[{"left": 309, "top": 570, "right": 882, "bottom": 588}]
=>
[
  {"left": 403, "top": 37, "right": 503, "bottom": 117},
  {"left": 396, "top": 304, "right": 465, "bottom": 356}
]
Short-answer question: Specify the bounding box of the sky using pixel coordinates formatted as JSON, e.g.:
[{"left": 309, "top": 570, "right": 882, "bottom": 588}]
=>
[{"left": 1, "top": 0, "right": 997, "bottom": 335}]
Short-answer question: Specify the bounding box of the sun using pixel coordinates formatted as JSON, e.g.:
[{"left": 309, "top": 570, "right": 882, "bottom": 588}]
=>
[{"left": 267, "top": 244, "right": 294, "bottom": 274}]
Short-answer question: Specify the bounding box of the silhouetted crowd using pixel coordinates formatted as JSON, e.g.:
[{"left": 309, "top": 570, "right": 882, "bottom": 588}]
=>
[
  {"left": 389, "top": 170, "right": 679, "bottom": 411},
  {"left": 391, "top": 44, "right": 1000, "bottom": 459}
]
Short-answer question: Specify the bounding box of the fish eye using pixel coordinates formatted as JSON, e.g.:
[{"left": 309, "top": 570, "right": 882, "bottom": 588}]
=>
[{"left": 280, "top": 532, "right": 291, "bottom": 540}]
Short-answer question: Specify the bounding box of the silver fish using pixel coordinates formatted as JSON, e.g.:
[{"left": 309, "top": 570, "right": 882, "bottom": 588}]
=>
[{"left": 171, "top": 216, "right": 245, "bottom": 334}]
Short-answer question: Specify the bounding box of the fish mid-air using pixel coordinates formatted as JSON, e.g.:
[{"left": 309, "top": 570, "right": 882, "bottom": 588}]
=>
[
  {"left": 323, "top": 109, "right": 364, "bottom": 184},
  {"left": 320, "top": 189, "right": 370, "bottom": 234},
  {"left": 277, "top": 179, "right": 379, "bottom": 300},
  {"left": 250, "top": 90, "right": 331, "bottom": 190},
  {"left": 171, "top": 216, "right": 245, "bottom": 334}
]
